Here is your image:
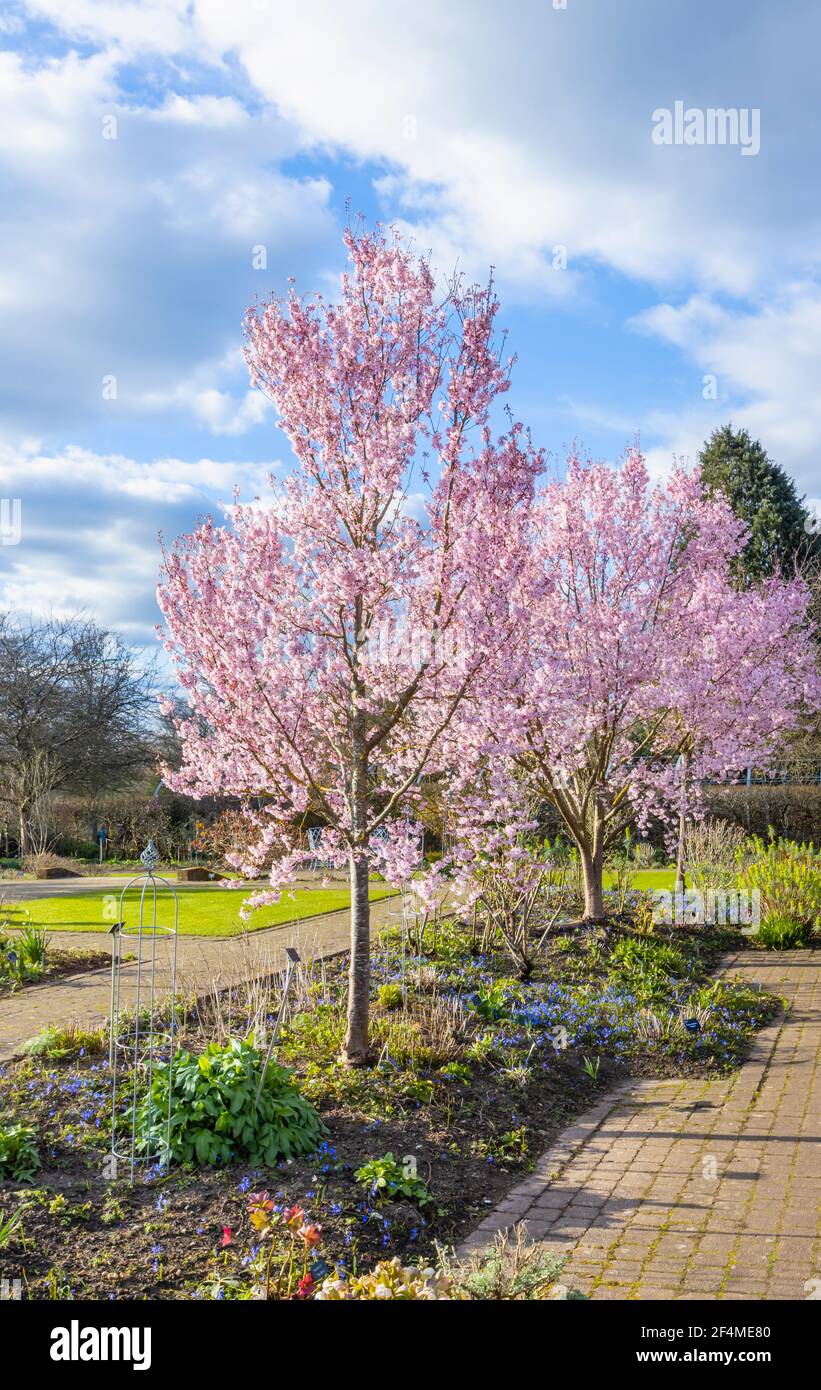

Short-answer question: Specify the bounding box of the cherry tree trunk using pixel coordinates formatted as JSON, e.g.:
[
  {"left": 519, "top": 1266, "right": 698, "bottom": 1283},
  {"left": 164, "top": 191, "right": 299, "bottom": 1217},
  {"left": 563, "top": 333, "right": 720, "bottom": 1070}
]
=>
[
  {"left": 343, "top": 722, "right": 371, "bottom": 1066},
  {"left": 579, "top": 841, "right": 605, "bottom": 921},
  {"left": 344, "top": 850, "right": 371, "bottom": 1065}
]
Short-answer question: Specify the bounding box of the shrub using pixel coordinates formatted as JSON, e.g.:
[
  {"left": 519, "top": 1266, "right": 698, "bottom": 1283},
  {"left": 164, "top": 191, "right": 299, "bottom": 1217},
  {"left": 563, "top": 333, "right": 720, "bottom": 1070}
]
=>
[
  {"left": 21, "top": 852, "right": 71, "bottom": 877},
  {"left": 738, "top": 834, "right": 821, "bottom": 930},
  {"left": 53, "top": 838, "right": 99, "bottom": 861},
  {"left": 355, "top": 1152, "right": 433, "bottom": 1205},
  {"left": 22, "top": 1024, "right": 105, "bottom": 1060},
  {"left": 135, "top": 1038, "right": 325, "bottom": 1167},
  {"left": 705, "top": 785, "right": 821, "bottom": 843},
  {"left": 440, "top": 1223, "right": 573, "bottom": 1300},
  {"left": 376, "top": 982, "right": 404, "bottom": 1011},
  {"left": 756, "top": 913, "right": 811, "bottom": 951},
  {"left": 0, "top": 1123, "right": 40, "bottom": 1182},
  {"left": 685, "top": 817, "right": 750, "bottom": 892}
]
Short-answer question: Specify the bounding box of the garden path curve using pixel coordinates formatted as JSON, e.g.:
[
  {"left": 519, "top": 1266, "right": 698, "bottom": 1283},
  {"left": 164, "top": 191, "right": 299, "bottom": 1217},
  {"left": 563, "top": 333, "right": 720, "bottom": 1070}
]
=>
[{"left": 459, "top": 950, "right": 821, "bottom": 1301}]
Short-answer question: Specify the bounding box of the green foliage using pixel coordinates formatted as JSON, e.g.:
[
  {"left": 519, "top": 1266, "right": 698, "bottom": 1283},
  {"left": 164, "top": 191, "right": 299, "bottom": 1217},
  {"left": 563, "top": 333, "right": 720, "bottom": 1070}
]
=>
[
  {"left": 756, "top": 913, "right": 811, "bottom": 950},
  {"left": 135, "top": 1038, "right": 325, "bottom": 1167},
  {"left": 609, "top": 936, "right": 687, "bottom": 1003},
  {"left": 466, "top": 981, "right": 517, "bottom": 1021},
  {"left": 17, "top": 924, "right": 48, "bottom": 969},
  {"left": 377, "top": 982, "right": 404, "bottom": 1011},
  {"left": 0, "top": 919, "right": 47, "bottom": 989},
  {"left": 355, "top": 1152, "right": 433, "bottom": 1205},
  {"left": 53, "top": 837, "right": 99, "bottom": 860},
  {"left": 699, "top": 424, "right": 819, "bottom": 583},
  {"left": 739, "top": 834, "right": 820, "bottom": 929},
  {"left": 611, "top": 936, "right": 686, "bottom": 975},
  {"left": 0, "top": 1122, "right": 40, "bottom": 1182},
  {"left": 439, "top": 1060, "right": 472, "bottom": 1084},
  {"left": 0, "top": 1203, "right": 29, "bottom": 1249},
  {"left": 21, "top": 1023, "right": 105, "bottom": 1059},
  {"left": 442, "top": 1223, "right": 569, "bottom": 1300},
  {"left": 582, "top": 1055, "right": 601, "bottom": 1083}
]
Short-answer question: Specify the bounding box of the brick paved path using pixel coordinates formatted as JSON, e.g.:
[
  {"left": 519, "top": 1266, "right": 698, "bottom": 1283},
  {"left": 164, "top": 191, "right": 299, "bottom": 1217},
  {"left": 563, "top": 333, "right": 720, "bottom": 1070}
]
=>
[
  {"left": 460, "top": 950, "right": 821, "bottom": 1300},
  {"left": 0, "top": 894, "right": 404, "bottom": 1062}
]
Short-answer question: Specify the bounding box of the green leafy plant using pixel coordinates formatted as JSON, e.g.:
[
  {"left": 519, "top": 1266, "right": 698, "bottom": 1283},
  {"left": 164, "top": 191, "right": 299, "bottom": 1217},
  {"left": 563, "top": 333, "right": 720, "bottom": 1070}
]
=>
[
  {"left": 376, "top": 982, "right": 404, "bottom": 1011},
  {"left": 738, "top": 834, "right": 820, "bottom": 930},
  {"left": 466, "top": 981, "right": 517, "bottom": 1022},
  {"left": 0, "top": 1122, "right": 40, "bottom": 1182},
  {"left": 21, "top": 1023, "right": 105, "bottom": 1059},
  {"left": 134, "top": 1038, "right": 325, "bottom": 1167},
  {"left": 0, "top": 1203, "right": 29, "bottom": 1249},
  {"left": 608, "top": 935, "right": 687, "bottom": 1004},
  {"left": 355, "top": 1152, "right": 433, "bottom": 1206},
  {"left": 439, "top": 1060, "right": 472, "bottom": 1084},
  {"left": 756, "top": 913, "right": 811, "bottom": 950},
  {"left": 582, "top": 1054, "right": 601, "bottom": 1083},
  {"left": 439, "top": 1223, "right": 571, "bottom": 1300},
  {"left": 17, "top": 924, "right": 48, "bottom": 970}
]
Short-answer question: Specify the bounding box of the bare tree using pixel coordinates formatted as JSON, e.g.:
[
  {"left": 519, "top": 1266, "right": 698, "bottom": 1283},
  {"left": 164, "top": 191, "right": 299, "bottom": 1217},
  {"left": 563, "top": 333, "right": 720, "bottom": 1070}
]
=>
[{"left": 0, "top": 613, "right": 159, "bottom": 854}]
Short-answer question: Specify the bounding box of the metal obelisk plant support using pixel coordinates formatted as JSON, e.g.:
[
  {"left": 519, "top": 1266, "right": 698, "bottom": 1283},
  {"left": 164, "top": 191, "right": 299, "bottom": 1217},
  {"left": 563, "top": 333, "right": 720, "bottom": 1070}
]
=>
[{"left": 109, "top": 840, "right": 178, "bottom": 1183}]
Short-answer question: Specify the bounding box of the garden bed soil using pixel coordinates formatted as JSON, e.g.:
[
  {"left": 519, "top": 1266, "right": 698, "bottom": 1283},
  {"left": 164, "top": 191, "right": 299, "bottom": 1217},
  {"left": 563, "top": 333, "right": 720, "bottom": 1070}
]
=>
[
  {"left": 0, "top": 948, "right": 112, "bottom": 997},
  {"left": 0, "top": 919, "right": 784, "bottom": 1300}
]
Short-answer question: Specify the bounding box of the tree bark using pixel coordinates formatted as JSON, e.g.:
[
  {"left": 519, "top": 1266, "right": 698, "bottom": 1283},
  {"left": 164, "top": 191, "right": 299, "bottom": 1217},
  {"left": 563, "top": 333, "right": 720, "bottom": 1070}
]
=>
[
  {"left": 344, "top": 850, "right": 371, "bottom": 1064},
  {"left": 579, "top": 841, "right": 605, "bottom": 920},
  {"left": 343, "top": 709, "right": 371, "bottom": 1066}
]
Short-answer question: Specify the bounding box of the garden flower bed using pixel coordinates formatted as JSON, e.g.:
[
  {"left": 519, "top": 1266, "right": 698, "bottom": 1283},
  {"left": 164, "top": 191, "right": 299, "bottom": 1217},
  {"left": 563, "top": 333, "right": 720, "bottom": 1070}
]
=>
[{"left": 0, "top": 913, "right": 783, "bottom": 1299}]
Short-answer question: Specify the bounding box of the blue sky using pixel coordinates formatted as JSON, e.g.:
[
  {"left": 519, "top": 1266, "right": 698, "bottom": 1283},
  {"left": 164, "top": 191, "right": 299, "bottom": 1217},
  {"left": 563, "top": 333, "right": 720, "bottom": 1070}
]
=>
[{"left": 1, "top": 0, "right": 820, "bottom": 645}]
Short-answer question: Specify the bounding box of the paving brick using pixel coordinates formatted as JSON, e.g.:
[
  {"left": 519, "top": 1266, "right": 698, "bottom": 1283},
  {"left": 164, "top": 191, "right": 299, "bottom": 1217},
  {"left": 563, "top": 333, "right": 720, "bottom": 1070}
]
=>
[{"left": 457, "top": 950, "right": 821, "bottom": 1301}]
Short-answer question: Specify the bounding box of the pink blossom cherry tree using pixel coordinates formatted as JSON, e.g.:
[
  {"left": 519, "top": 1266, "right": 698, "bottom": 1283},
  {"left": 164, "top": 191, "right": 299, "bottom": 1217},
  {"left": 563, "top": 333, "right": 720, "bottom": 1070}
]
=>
[
  {"left": 513, "top": 447, "right": 818, "bottom": 921},
  {"left": 157, "top": 227, "right": 538, "bottom": 1064}
]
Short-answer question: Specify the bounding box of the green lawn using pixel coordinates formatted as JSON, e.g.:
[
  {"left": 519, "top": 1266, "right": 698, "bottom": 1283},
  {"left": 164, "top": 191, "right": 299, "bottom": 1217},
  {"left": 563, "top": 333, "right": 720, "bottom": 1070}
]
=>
[
  {"left": 3, "top": 884, "right": 398, "bottom": 938},
  {"left": 602, "top": 867, "right": 677, "bottom": 891}
]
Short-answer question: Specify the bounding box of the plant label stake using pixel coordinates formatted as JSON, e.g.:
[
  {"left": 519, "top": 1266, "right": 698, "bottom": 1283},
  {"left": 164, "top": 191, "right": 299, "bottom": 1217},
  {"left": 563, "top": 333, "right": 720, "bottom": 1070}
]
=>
[
  {"left": 255, "top": 947, "right": 301, "bottom": 1105},
  {"left": 107, "top": 922, "right": 124, "bottom": 1068}
]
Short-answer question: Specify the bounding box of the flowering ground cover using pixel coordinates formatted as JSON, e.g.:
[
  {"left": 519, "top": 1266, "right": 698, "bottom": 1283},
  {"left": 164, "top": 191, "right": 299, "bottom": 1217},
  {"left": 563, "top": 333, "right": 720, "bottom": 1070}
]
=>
[{"left": 0, "top": 909, "right": 781, "bottom": 1299}]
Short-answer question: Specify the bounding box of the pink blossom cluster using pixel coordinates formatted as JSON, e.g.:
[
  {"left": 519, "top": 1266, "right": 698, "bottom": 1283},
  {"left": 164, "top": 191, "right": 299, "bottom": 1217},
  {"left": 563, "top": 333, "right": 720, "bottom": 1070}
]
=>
[{"left": 157, "top": 228, "right": 818, "bottom": 935}]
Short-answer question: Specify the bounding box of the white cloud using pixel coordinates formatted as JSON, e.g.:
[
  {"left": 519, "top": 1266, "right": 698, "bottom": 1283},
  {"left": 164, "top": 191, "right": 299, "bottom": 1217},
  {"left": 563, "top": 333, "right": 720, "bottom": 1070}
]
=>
[
  {"left": 17, "top": 0, "right": 821, "bottom": 302},
  {"left": 632, "top": 284, "right": 821, "bottom": 497},
  {"left": 0, "top": 441, "right": 280, "bottom": 638},
  {"left": 184, "top": 0, "right": 821, "bottom": 300},
  {"left": 0, "top": 43, "right": 336, "bottom": 439}
]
